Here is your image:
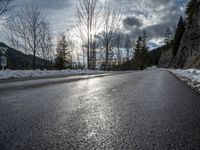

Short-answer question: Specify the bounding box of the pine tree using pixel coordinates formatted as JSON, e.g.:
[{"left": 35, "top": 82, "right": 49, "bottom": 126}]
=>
[
  {"left": 133, "top": 33, "right": 149, "bottom": 70},
  {"left": 173, "top": 16, "right": 185, "bottom": 56},
  {"left": 133, "top": 36, "right": 143, "bottom": 70},
  {"left": 186, "top": 0, "right": 199, "bottom": 26},
  {"left": 141, "top": 31, "right": 150, "bottom": 67},
  {"left": 55, "top": 33, "right": 72, "bottom": 70}
]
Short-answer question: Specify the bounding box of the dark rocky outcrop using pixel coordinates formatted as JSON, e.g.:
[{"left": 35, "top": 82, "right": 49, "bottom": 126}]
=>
[
  {"left": 171, "top": 5, "right": 200, "bottom": 68},
  {"left": 157, "top": 46, "right": 173, "bottom": 68},
  {"left": 156, "top": 3, "right": 200, "bottom": 69}
]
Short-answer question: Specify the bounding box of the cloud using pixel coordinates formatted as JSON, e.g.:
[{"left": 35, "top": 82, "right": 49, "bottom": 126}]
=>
[
  {"left": 117, "top": 0, "right": 187, "bottom": 48},
  {"left": 1, "top": 0, "right": 77, "bottom": 41},
  {"left": 123, "top": 17, "right": 142, "bottom": 30},
  {"left": 0, "top": 0, "right": 188, "bottom": 49}
]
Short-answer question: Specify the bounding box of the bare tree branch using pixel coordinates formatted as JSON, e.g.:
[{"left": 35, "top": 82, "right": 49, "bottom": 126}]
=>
[
  {"left": 75, "top": 0, "right": 101, "bottom": 69},
  {"left": 5, "top": 4, "right": 52, "bottom": 69},
  {"left": 101, "top": 1, "right": 121, "bottom": 70},
  {"left": 0, "top": 0, "right": 14, "bottom": 20}
]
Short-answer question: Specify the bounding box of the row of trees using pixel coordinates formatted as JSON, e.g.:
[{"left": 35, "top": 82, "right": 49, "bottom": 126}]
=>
[
  {"left": 1, "top": 0, "right": 151, "bottom": 71},
  {"left": 2, "top": 0, "right": 200, "bottom": 71},
  {"left": 2, "top": 0, "right": 122, "bottom": 70},
  {"left": 74, "top": 0, "right": 200, "bottom": 70}
]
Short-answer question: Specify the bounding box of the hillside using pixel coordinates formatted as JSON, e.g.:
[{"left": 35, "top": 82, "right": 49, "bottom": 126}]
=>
[
  {"left": 0, "top": 42, "right": 53, "bottom": 70},
  {"left": 154, "top": 1, "right": 200, "bottom": 69}
]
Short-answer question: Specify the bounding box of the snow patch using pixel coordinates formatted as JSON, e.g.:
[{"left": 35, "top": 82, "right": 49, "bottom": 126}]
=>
[
  {"left": 170, "top": 69, "right": 200, "bottom": 92},
  {"left": 0, "top": 69, "right": 106, "bottom": 80}
]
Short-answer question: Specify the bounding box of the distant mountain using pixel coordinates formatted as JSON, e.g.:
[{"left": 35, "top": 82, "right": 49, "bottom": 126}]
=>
[{"left": 0, "top": 42, "right": 53, "bottom": 70}]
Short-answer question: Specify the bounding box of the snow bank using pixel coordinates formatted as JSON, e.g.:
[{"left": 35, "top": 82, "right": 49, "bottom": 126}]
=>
[
  {"left": 170, "top": 69, "right": 200, "bottom": 92},
  {"left": 0, "top": 69, "right": 106, "bottom": 80}
]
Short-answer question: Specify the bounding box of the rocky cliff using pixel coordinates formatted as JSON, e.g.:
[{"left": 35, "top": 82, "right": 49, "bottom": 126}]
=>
[
  {"left": 157, "top": 4, "right": 200, "bottom": 69},
  {"left": 158, "top": 47, "right": 173, "bottom": 68},
  {"left": 172, "top": 4, "right": 200, "bottom": 68}
]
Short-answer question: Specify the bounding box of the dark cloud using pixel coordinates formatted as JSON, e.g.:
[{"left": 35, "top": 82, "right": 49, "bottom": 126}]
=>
[
  {"left": 114, "top": 0, "right": 187, "bottom": 47},
  {"left": 123, "top": 17, "right": 142, "bottom": 30}
]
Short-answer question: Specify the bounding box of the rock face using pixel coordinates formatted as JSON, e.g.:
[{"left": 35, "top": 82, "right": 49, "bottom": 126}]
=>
[
  {"left": 158, "top": 47, "right": 173, "bottom": 68},
  {"left": 149, "top": 47, "right": 162, "bottom": 66},
  {"left": 172, "top": 5, "right": 200, "bottom": 68},
  {"left": 157, "top": 5, "right": 200, "bottom": 69}
]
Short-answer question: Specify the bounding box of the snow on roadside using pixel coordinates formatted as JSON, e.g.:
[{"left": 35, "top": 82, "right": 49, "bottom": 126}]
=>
[
  {"left": 145, "top": 66, "right": 158, "bottom": 70},
  {"left": 170, "top": 69, "right": 200, "bottom": 92},
  {"left": 0, "top": 69, "right": 106, "bottom": 80}
]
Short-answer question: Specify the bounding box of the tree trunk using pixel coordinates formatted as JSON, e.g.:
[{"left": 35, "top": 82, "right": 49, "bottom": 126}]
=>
[
  {"left": 105, "top": 47, "right": 109, "bottom": 70},
  {"left": 33, "top": 50, "right": 36, "bottom": 70}
]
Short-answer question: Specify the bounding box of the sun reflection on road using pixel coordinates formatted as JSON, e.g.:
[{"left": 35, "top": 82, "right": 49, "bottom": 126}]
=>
[
  {"left": 80, "top": 78, "right": 115, "bottom": 143},
  {"left": 59, "top": 77, "right": 116, "bottom": 147}
]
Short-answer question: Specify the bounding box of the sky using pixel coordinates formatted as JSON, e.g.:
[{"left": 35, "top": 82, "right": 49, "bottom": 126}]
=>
[{"left": 0, "top": 0, "right": 188, "bottom": 49}]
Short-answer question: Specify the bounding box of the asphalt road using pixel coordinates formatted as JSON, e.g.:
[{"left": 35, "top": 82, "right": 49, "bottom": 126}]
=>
[{"left": 0, "top": 70, "right": 200, "bottom": 150}]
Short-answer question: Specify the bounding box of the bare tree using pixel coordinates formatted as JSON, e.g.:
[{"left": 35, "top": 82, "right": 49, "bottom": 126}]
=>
[
  {"left": 0, "top": 0, "right": 14, "bottom": 20},
  {"left": 5, "top": 4, "right": 46, "bottom": 69},
  {"left": 101, "top": 2, "right": 121, "bottom": 70},
  {"left": 76, "top": 0, "right": 101, "bottom": 69},
  {"left": 39, "top": 20, "right": 54, "bottom": 69},
  {"left": 4, "top": 19, "right": 19, "bottom": 50}
]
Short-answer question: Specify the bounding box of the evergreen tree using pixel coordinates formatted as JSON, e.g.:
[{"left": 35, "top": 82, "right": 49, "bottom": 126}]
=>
[
  {"left": 186, "top": 0, "right": 199, "bottom": 26},
  {"left": 133, "top": 33, "right": 149, "bottom": 70},
  {"left": 133, "top": 36, "right": 143, "bottom": 70},
  {"left": 55, "top": 55, "right": 65, "bottom": 70},
  {"left": 55, "top": 33, "right": 72, "bottom": 70},
  {"left": 141, "top": 31, "right": 150, "bottom": 67},
  {"left": 173, "top": 16, "right": 185, "bottom": 56}
]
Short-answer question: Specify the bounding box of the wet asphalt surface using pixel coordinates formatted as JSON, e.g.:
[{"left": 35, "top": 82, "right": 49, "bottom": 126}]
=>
[{"left": 0, "top": 70, "right": 200, "bottom": 150}]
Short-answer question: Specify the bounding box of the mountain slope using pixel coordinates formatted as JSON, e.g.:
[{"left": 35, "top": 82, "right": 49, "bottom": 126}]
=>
[
  {"left": 171, "top": 5, "right": 200, "bottom": 68},
  {"left": 0, "top": 42, "right": 53, "bottom": 69}
]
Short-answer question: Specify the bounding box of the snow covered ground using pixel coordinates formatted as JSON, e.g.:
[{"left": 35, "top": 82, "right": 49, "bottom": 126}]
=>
[
  {"left": 0, "top": 69, "right": 106, "bottom": 80},
  {"left": 170, "top": 69, "right": 200, "bottom": 93}
]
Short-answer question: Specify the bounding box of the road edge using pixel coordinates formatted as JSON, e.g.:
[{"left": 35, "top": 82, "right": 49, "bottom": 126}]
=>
[
  {"left": 168, "top": 70, "right": 200, "bottom": 95},
  {"left": 0, "top": 72, "right": 134, "bottom": 92}
]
